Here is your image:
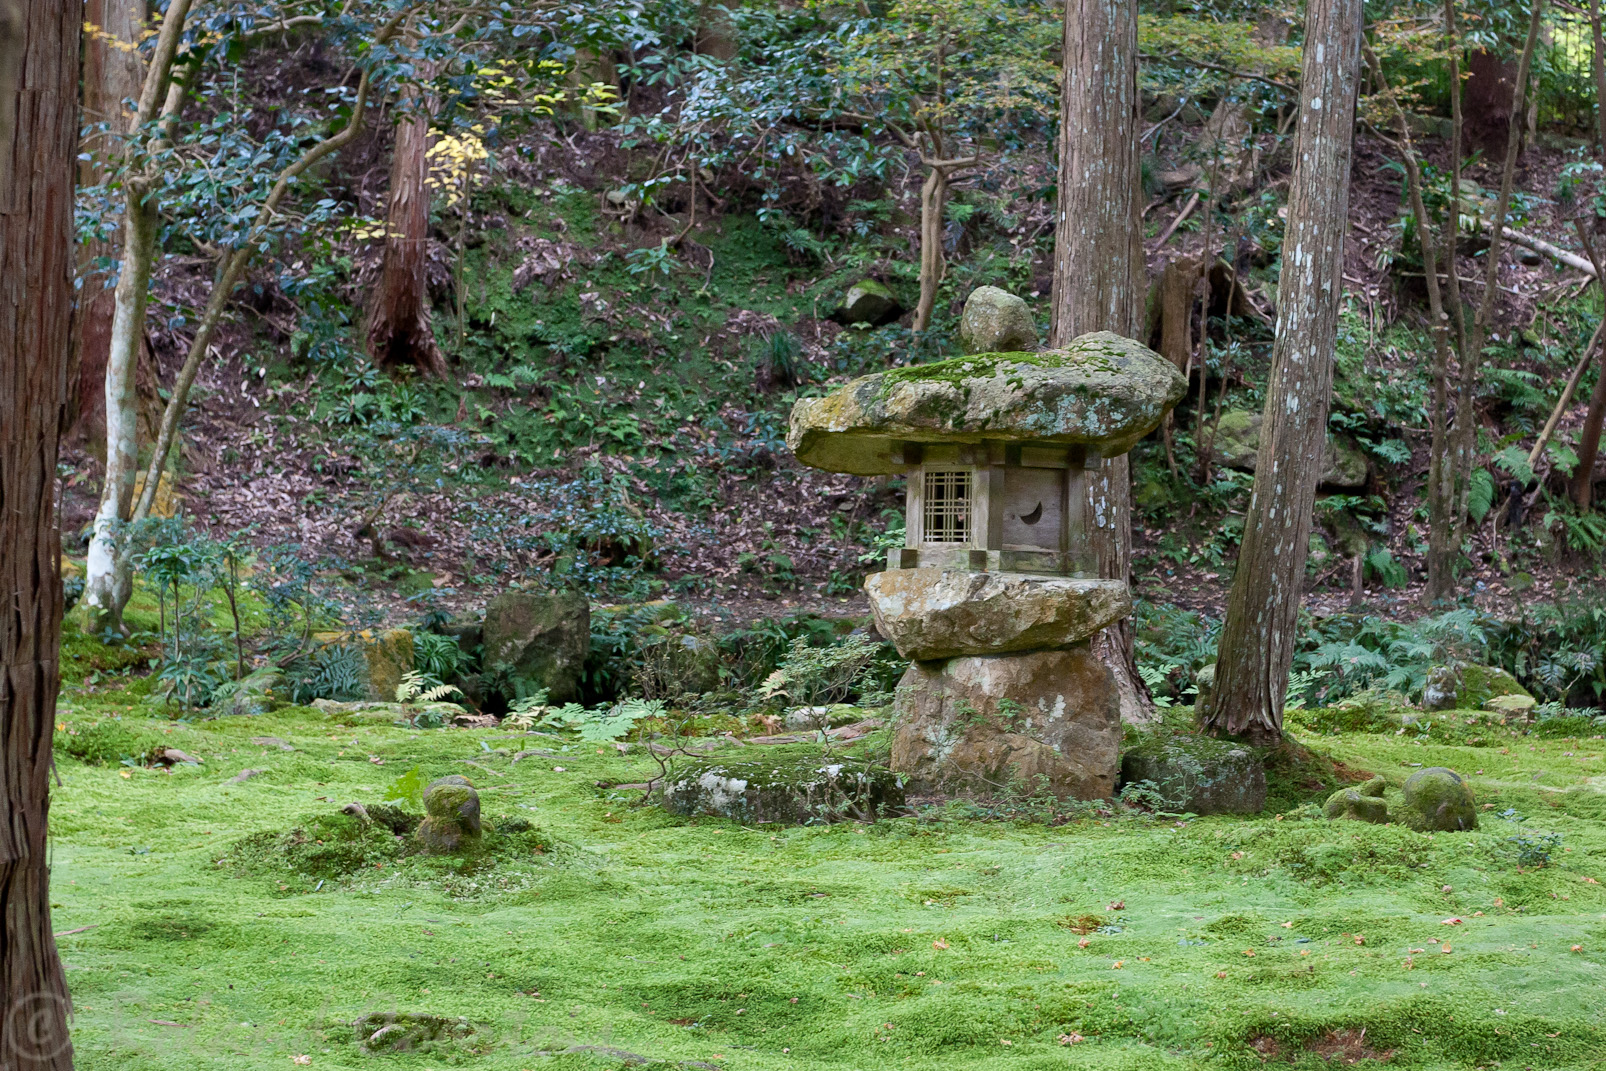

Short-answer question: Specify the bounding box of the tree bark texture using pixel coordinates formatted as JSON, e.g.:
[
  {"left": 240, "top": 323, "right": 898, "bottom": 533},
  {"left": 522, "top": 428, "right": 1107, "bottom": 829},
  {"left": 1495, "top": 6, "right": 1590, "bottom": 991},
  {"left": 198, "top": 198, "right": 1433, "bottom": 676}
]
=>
[
  {"left": 1576, "top": 0, "right": 1606, "bottom": 509},
  {"left": 913, "top": 164, "right": 948, "bottom": 334},
  {"left": 74, "top": 0, "right": 147, "bottom": 447},
  {"left": 0, "top": 1, "right": 79, "bottom": 1066},
  {"left": 1200, "top": 0, "right": 1362, "bottom": 744},
  {"left": 1049, "top": 0, "right": 1151, "bottom": 723},
  {"left": 367, "top": 79, "right": 448, "bottom": 380}
]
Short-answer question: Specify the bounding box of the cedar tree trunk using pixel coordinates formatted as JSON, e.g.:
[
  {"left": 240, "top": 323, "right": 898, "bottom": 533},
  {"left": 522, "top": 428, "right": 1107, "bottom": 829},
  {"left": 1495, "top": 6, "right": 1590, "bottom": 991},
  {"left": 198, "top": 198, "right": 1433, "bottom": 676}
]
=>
[
  {"left": 1198, "top": 0, "right": 1362, "bottom": 743},
  {"left": 1576, "top": 0, "right": 1606, "bottom": 509},
  {"left": 0, "top": 1, "right": 79, "bottom": 1066},
  {"left": 367, "top": 79, "right": 449, "bottom": 379},
  {"left": 1049, "top": 0, "right": 1150, "bottom": 723}
]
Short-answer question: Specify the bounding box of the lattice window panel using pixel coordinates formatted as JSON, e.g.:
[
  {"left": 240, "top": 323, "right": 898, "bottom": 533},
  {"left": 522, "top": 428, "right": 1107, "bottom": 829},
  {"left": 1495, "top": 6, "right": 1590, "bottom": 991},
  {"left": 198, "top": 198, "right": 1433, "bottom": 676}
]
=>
[{"left": 923, "top": 469, "right": 973, "bottom": 544}]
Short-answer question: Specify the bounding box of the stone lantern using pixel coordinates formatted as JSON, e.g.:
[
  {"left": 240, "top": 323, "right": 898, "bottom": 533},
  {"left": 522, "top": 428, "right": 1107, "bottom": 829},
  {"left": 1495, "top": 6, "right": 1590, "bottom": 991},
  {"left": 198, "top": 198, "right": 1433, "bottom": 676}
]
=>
[{"left": 787, "top": 317, "right": 1185, "bottom": 800}]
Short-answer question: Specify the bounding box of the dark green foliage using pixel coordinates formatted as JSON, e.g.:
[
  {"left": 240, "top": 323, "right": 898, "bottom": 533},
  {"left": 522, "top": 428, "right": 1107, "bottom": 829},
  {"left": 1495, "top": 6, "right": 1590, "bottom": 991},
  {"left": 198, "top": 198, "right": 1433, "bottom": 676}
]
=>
[
  {"left": 412, "top": 631, "right": 464, "bottom": 686},
  {"left": 286, "top": 644, "right": 367, "bottom": 705}
]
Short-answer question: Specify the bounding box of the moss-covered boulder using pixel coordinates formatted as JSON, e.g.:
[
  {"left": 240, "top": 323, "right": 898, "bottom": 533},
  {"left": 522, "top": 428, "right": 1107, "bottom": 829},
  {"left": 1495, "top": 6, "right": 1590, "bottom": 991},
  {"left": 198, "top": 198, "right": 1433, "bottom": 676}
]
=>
[
  {"left": 218, "top": 666, "right": 288, "bottom": 717},
  {"left": 833, "top": 279, "right": 904, "bottom": 327},
  {"left": 1460, "top": 664, "right": 1533, "bottom": 711},
  {"left": 1212, "top": 409, "right": 1368, "bottom": 488},
  {"left": 1120, "top": 734, "right": 1266, "bottom": 815},
  {"left": 1398, "top": 767, "right": 1478, "bottom": 832},
  {"left": 787, "top": 332, "right": 1187, "bottom": 475},
  {"left": 1324, "top": 776, "right": 1390, "bottom": 823},
  {"left": 416, "top": 775, "right": 482, "bottom": 852},
  {"left": 959, "top": 286, "right": 1037, "bottom": 354},
  {"left": 663, "top": 757, "right": 904, "bottom": 824},
  {"left": 482, "top": 591, "right": 590, "bottom": 702}
]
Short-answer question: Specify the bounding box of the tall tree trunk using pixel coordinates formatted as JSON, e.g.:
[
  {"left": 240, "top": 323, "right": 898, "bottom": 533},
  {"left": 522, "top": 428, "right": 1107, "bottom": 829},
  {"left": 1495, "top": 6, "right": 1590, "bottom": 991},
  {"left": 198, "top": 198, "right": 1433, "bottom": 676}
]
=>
[
  {"left": 1576, "top": 0, "right": 1606, "bottom": 509},
  {"left": 367, "top": 77, "right": 448, "bottom": 379},
  {"left": 0, "top": 2, "right": 79, "bottom": 1066},
  {"left": 74, "top": 0, "right": 146, "bottom": 448},
  {"left": 1049, "top": 0, "right": 1150, "bottom": 723},
  {"left": 1198, "top": 0, "right": 1362, "bottom": 744}
]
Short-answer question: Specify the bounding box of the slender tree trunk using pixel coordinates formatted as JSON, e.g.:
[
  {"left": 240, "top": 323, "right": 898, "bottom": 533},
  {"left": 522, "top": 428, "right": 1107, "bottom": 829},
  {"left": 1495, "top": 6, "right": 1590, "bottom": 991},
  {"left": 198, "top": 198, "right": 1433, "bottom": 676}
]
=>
[
  {"left": 1050, "top": 0, "right": 1151, "bottom": 723},
  {"left": 1199, "top": 0, "right": 1362, "bottom": 744},
  {"left": 74, "top": 0, "right": 147, "bottom": 447},
  {"left": 1576, "top": 0, "right": 1606, "bottom": 509},
  {"left": 0, "top": 2, "right": 79, "bottom": 1066},
  {"left": 79, "top": 0, "right": 195, "bottom": 632},
  {"left": 913, "top": 164, "right": 948, "bottom": 333},
  {"left": 367, "top": 74, "right": 448, "bottom": 379}
]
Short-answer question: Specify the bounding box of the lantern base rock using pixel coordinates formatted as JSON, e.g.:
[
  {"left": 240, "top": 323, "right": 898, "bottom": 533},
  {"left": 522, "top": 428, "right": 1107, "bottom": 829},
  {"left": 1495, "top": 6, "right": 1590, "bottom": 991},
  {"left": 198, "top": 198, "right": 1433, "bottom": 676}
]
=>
[{"left": 890, "top": 645, "right": 1120, "bottom": 800}]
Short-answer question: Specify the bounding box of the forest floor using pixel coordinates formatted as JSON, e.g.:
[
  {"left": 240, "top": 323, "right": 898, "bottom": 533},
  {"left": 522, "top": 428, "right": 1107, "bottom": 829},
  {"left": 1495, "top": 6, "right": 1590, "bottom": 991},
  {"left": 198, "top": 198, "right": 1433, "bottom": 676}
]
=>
[{"left": 52, "top": 626, "right": 1606, "bottom": 1071}]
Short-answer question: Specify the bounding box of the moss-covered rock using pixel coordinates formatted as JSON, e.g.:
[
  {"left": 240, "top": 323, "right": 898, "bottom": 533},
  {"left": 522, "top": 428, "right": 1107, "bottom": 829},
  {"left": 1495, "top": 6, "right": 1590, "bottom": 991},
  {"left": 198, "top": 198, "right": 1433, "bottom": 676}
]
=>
[
  {"left": 787, "top": 332, "right": 1187, "bottom": 475},
  {"left": 1324, "top": 776, "right": 1390, "bottom": 823},
  {"left": 364, "top": 628, "right": 414, "bottom": 702},
  {"left": 354, "top": 1012, "right": 476, "bottom": 1054},
  {"left": 664, "top": 757, "right": 904, "bottom": 824},
  {"left": 1212, "top": 409, "right": 1369, "bottom": 488},
  {"left": 833, "top": 279, "right": 904, "bottom": 327},
  {"left": 1119, "top": 734, "right": 1265, "bottom": 815},
  {"left": 416, "top": 775, "right": 482, "bottom": 853},
  {"left": 1398, "top": 767, "right": 1478, "bottom": 832},
  {"left": 958, "top": 286, "right": 1037, "bottom": 354},
  {"left": 1459, "top": 664, "right": 1532, "bottom": 711},
  {"left": 483, "top": 590, "right": 590, "bottom": 702}
]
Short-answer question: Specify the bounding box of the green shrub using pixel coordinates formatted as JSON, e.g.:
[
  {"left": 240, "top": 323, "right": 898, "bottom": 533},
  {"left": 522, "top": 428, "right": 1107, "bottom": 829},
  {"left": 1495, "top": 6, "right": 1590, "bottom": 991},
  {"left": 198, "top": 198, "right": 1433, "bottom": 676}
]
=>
[{"left": 286, "top": 644, "right": 366, "bottom": 704}]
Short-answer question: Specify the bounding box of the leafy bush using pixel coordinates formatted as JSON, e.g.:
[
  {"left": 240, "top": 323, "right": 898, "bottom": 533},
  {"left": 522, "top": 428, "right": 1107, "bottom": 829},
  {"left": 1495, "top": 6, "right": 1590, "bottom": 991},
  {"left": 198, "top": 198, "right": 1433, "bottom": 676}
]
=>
[
  {"left": 286, "top": 644, "right": 367, "bottom": 705},
  {"left": 760, "top": 635, "right": 896, "bottom": 711}
]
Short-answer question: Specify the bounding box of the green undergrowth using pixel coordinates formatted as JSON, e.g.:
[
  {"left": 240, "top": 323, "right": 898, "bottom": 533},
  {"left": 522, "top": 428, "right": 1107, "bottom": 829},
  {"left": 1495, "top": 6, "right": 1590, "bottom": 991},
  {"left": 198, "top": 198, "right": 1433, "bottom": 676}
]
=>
[{"left": 47, "top": 673, "right": 1606, "bottom": 1070}]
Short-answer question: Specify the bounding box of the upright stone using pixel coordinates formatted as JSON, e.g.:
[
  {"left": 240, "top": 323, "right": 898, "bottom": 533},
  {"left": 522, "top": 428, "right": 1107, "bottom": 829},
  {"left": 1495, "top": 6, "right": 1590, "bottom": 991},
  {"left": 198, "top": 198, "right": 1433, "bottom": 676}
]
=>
[
  {"left": 959, "top": 286, "right": 1038, "bottom": 354},
  {"left": 482, "top": 591, "right": 590, "bottom": 702},
  {"left": 416, "top": 775, "right": 482, "bottom": 853}
]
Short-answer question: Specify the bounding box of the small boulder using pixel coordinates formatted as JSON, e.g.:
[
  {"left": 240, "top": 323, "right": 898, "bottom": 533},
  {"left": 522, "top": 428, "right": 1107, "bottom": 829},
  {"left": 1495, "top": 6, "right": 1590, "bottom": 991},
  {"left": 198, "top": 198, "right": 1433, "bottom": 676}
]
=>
[
  {"left": 415, "top": 775, "right": 482, "bottom": 852},
  {"left": 1399, "top": 767, "right": 1478, "bottom": 832},
  {"left": 482, "top": 591, "right": 590, "bottom": 703},
  {"left": 1324, "top": 776, "right": 1390, "bottom": 823},
  {"left": 1458, "top": 664, "right": 1532, "bottom": 711},
  {"left": 663, "top": 757, "right": 903, "bottom": 824},
  {"left": 833, "top": 279, "right": 904, "bottom": 327},
  {"left": 958, "top": 286, "right": 1037, "bottom": 354},
  {"left": 1120, "top": 735, "right": 1265, "bottom": 815},
  {"left": 1212, "top": 409, "right": 1368, "bottom": 488},
  {"left": 363, "top": 628, "right": 414, "bottom": 702},
  {"left": 220, "top": 666, "right": 288, "bottom": 717},
  {"left": 892, "top": 646, "right": 1120, "bottom": 800}
]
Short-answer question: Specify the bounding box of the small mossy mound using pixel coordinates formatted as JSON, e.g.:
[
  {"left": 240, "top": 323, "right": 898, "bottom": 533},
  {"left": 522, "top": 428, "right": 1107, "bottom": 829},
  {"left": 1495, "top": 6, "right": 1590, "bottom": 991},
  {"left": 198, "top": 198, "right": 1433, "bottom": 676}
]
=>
[
  {"left": 1119, "top": 733, "right": 1265, "bottom": 815},
  {"left": 664, "top": 756, "right": 904, "bottom": 824},
  {"left": 1398, "top": 767, "right": 1478, "bottom": 832},
  {"left": 1324, "top": 776, "right": 1390, "bottom": 823},
  {"left": 53, "top": 719, "right": 171, "bottom": 766},
  {"left": 417, "top": 774, "right": 483, "bottom": 854},
  {"left": 221, "top": 811, "right": 403, "bottom": 883}
]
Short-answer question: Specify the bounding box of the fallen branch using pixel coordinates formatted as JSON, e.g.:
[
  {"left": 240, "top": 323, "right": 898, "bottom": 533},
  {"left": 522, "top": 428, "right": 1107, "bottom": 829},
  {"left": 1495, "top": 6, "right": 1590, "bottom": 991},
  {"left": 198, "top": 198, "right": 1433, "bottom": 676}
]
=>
[{"left": 1483, "top": 220, "right": 1598, "bottom": 277}]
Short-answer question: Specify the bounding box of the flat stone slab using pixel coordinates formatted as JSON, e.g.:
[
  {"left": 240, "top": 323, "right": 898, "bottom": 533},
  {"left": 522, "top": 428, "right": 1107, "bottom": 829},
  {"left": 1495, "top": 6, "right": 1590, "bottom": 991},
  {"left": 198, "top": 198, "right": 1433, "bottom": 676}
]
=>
[
  {"left": 663, "top": 758, "right": 904, "bottom": 824},
  {"left": 866, "top": 569, "right": 1129, "bottom": 661},
  {"left": 891, "top": 646, "right": 1120, "bottom": 800},
  {"left": 788, "top": 332, "right": 1186, "bottom": 475}
]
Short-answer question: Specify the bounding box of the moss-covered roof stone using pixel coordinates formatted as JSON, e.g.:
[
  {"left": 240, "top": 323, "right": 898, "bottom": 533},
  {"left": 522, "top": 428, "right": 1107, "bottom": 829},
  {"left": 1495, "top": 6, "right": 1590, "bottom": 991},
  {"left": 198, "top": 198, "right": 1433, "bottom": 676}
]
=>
[{"left": 787, "top": 332, "right": 1186, "bottom": 475}]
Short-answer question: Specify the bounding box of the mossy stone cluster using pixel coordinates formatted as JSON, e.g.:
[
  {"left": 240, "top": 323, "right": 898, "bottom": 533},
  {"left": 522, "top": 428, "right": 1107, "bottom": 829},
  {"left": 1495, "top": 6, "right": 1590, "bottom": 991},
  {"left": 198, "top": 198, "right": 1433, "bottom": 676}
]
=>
[
  {"left": 417, "top": 775, "right": 483, "bottom": 853},
  {"left": 1321, "top": 768, "right": 1478, "bottom": 831}
]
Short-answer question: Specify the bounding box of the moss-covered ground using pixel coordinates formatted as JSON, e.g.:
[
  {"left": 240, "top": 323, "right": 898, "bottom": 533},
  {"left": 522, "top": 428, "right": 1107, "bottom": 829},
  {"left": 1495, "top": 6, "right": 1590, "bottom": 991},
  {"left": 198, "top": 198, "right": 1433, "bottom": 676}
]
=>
[{"left": 52, "top": 664, "right": 1606, "bottom": 1069}]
